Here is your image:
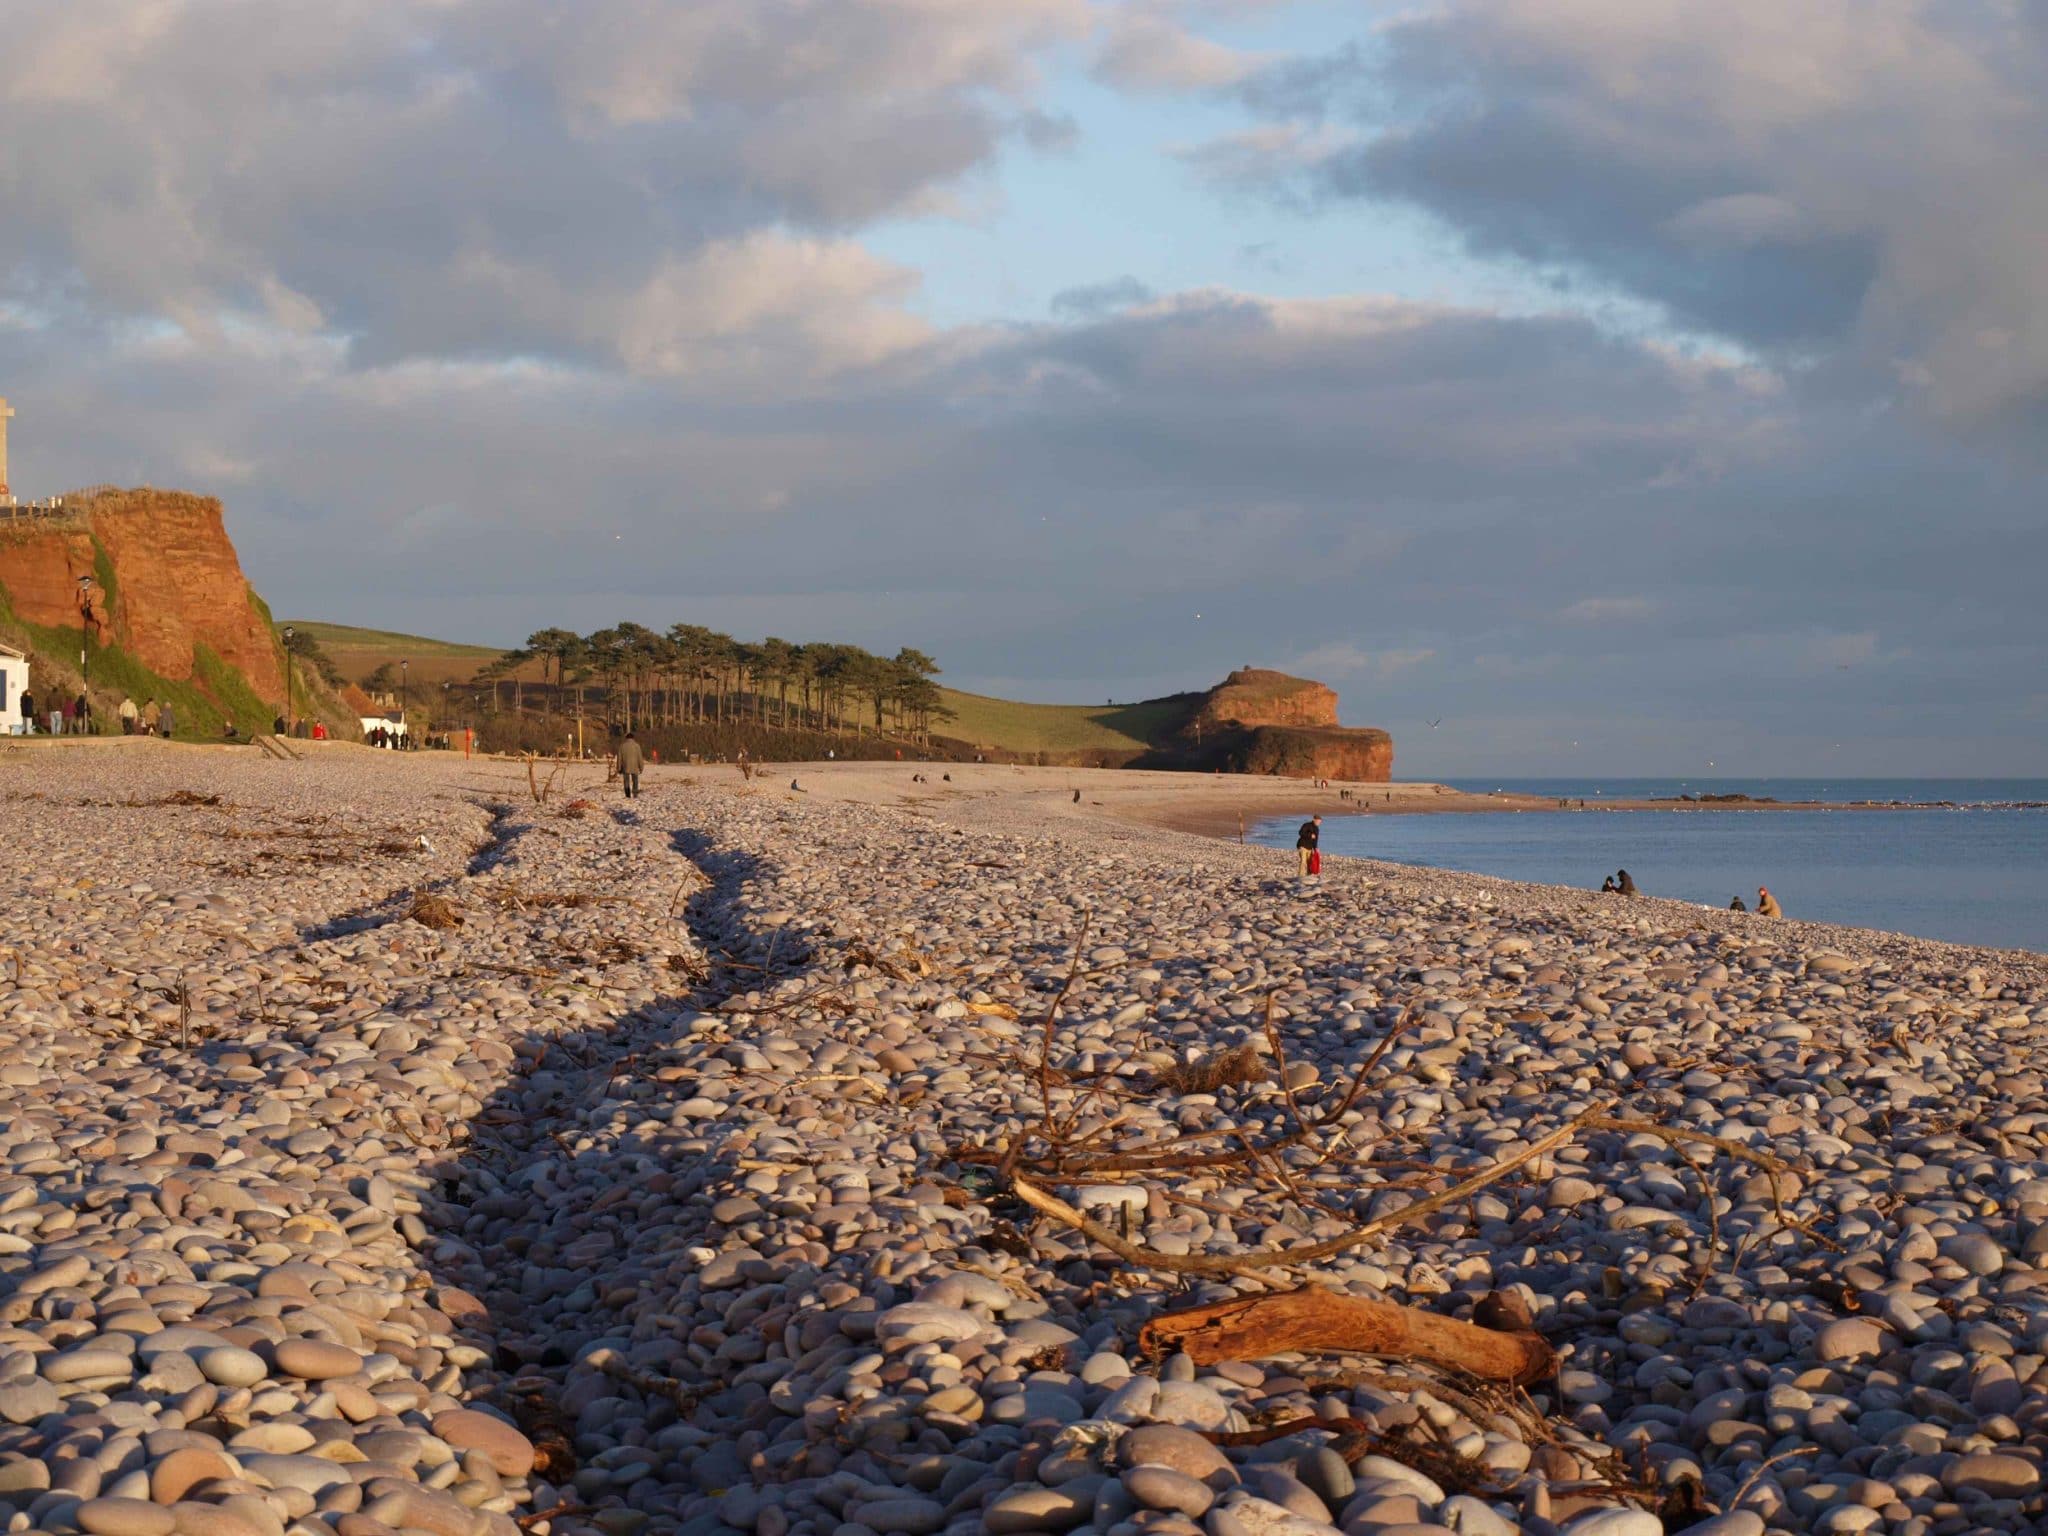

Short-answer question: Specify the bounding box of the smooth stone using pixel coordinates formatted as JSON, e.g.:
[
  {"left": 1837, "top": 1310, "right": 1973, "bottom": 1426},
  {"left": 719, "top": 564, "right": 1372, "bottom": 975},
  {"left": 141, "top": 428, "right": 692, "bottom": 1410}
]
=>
[
  {"left": 19, "top": 1255, "right": 91, "bottom": 1293},
  {"left": 271, "top": 1340, "right": 362, "bottom": 1380},
  {"left": 169, "top": 1503, "right": 262, "bottom": 1536},
  {"left": 985, "top": 1484, "right": 1091, "bottom": 1533},
  {"left": 0, "top": 1460, "right": 52, "bottom": 1495},
  {"left": 1295, "top": 1449, "right": 1353, "bottom": 1511},
  {"left": 78, "top": 1500, "right": 179, "bottom": 1536},
  {"left": 1815, "top": 1320, "right": 1885, "bottom": 1363},
  {"left": 1122, "top": 1467, "right": 1214, "bottom": 1518},
  {"left": 44, "top": 1348, "right": 134, "bottom": 1385},
  {"left": 1351, "top": 1458, "right": 1444, "bottom": 1507},
  {"left": 1205, "top": 1498, "right": 1332, "bottom": 1536},
  {"left": 1438, "top": 1495, "right": 1518, "bottom": 1536},
  {"left": 431, "top": 1410, "right": 536, "bottom": 1478},
  {"left": 199, "top": 1348, "right": 269, "bottom": 1388},
  {"left": 1559, "top": 1512, "right": 1663, "bottom": 1536},
  {"left": 1942, "top": 1452, "right": 2039, "bottom": 1496},
  {"left": 1674, "top": 1517, "right": 1763, "bottom": 1536},
  {"left": 237, "top": 1455, "right": 353, "bottom": 1495},
  {"left": 847, "top": 1497, "right": 945, "bottom": 1534},
  {"left": 151, "top": 1448, "right": 238, "bottom": 1504},
  {"left": 0, "top": 1379, "right": 60, "bottom": 1423},
  {"left": 1152, "top": 1381, "right": 1230, "bottom": 1430},
  {"left": 875, "top": 1304, "right": 995, "bottom": 1346},
  {"left": 1121, "top": 1425, "right": 1237, "bottom": 1487}
]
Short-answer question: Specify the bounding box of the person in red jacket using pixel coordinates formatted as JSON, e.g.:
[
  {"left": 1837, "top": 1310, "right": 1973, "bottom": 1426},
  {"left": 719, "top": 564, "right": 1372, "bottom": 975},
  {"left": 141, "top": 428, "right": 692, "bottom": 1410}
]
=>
[{"left": 1296, "top": 815, "right": 1321, "bottom": 876}]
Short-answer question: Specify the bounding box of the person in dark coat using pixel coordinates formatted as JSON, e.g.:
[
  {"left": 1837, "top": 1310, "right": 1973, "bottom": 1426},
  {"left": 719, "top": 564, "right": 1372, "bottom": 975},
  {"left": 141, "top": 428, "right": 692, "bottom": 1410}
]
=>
[
  {"left": 19, "top": 691, "right": 33, "bottom": 735},
  {"left": 1729, "top": 895, "right": 1748, "bottom": 912},
  {"left": 1616, "top": 869, "right": 1638, "bottom": 896},
  {"left": 1296, "top": 815, "right": 1322, "bottom": 876},
  {"left": 615, "top": 730, "right": 644, "bottom": 798}
]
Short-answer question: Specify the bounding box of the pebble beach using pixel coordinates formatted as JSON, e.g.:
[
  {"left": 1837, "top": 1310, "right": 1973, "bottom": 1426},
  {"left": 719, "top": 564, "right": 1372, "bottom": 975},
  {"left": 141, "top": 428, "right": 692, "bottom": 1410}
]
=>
[{"left": 3, "top": 748, "right": 2047, "bottom": 1536}]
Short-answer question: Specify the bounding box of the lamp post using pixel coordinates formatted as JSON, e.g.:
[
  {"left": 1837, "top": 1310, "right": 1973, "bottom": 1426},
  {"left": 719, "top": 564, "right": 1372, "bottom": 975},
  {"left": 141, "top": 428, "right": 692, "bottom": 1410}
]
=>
[
  {"left": 400, "top": 659, "right": 408, "bottom": 750},
  {"left": 77, "top": 576, "right": 91, "bottom": 733},
  {"left": 282, "top": 626, "right": 296, "bottom": 733}
]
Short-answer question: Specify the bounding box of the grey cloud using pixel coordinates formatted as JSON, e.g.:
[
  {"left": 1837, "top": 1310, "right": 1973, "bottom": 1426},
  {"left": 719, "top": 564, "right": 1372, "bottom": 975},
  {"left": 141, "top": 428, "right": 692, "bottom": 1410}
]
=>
[
  {"left": 1050, "top": 277, "right": 1155, "bottom": 319},
  {"left": 1216, "top": 1, "right": 2048, "bottom": 431},
  {"left": 0, "top": 0, "right": 1084, "bottom": 375}
]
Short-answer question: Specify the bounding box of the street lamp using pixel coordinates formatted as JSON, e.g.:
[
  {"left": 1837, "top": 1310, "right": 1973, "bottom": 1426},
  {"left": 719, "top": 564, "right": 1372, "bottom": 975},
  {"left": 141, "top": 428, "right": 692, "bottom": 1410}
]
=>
[
  {"left": 77, "top": 576, "right": 92, "bottom": 732},
  {"left": 282, "top": 626, "right": 295, "bottom": 733},
  {"left": 400, "top": 659, "right": 408, "bottom": 749}
]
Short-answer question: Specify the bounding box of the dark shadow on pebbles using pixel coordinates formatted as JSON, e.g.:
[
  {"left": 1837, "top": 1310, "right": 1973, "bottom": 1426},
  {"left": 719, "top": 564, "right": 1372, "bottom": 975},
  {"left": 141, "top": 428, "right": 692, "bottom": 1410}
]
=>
[{"left": 417, "top": 824, "right": 892, "bottom": 1536}]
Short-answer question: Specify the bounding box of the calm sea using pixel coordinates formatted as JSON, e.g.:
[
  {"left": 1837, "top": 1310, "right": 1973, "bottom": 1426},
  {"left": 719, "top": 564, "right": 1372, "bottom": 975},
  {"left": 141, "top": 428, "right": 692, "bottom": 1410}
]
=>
[{"left": 1252, "top": 780, "right": 2048, "bottom": 954}]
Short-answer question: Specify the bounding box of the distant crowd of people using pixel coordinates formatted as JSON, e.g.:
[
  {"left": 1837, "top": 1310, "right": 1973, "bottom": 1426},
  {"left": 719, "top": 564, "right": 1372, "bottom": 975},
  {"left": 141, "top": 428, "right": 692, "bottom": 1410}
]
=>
[{"left": 18, "top": 691, "right": 178, "bottom": 738}]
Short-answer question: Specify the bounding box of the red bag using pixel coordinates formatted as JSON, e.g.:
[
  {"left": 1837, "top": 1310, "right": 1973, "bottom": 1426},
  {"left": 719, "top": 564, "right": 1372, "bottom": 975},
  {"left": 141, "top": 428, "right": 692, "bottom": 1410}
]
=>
[{"left": 1308, "top": 850, "right": 1322, "bottom": 875}]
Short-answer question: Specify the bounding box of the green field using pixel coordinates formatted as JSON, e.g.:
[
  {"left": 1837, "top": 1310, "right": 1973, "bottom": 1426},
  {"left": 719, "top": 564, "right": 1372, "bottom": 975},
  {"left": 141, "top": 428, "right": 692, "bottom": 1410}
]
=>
[
  {"left": 288, "top": 621, "right": 505, "bottom": 659},
  {"left": 934, "top": 689, "right": 1196, "bottom": 755}
]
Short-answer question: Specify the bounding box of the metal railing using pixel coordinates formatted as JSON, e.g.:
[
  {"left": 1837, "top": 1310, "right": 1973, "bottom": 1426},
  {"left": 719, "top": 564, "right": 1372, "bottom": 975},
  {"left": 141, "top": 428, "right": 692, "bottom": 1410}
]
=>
[{"left": 1, "top": 497, "right": 83, "bottom": 521}]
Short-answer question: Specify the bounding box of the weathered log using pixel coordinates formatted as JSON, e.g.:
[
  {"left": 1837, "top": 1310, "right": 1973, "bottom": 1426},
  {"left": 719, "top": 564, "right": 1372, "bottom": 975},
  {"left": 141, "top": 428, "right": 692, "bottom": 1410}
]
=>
[{"left": 1138, "top": 1286, "right": 1557, "bottom": 1387}]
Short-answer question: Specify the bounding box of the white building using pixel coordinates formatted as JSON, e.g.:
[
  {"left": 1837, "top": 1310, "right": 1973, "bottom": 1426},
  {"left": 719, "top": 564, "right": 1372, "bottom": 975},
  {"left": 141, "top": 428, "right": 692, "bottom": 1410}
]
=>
[{"left": 0, "top": 644, "right": 28, "bottom": 734}]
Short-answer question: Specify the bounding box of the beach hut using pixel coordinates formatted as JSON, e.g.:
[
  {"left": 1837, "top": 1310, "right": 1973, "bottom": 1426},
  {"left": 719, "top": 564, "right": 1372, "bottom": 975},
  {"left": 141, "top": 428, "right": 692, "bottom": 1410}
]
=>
[{"left": 0, "top": 644, "right": 26, "bottom": 734}]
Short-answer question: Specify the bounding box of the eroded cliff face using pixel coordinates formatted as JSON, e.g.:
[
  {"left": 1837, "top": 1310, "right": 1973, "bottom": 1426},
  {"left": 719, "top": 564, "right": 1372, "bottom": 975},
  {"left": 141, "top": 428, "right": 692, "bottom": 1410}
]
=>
[
  {"left": 1235, "top": 725, "right": 1395, "bottom": 782},
  {"left": 1191, "top": 667, "right": 1341, "bottom": 732},
  {"left": 1184, "top": 667, "right": 1393, "bottom": 780},
  {"left": 0, "top": 490, "right": 284, "bottom": 701}
]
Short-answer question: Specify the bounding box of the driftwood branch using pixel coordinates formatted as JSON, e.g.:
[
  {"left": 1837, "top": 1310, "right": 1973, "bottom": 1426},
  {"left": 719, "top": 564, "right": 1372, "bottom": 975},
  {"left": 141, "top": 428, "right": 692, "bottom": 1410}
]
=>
[
  {"left": 1009, "top": 1112, "right": 1592, "bottom": 1279},
  {"left": 1140, "top": 1286, "right": 1557, "bottom": 1386}
]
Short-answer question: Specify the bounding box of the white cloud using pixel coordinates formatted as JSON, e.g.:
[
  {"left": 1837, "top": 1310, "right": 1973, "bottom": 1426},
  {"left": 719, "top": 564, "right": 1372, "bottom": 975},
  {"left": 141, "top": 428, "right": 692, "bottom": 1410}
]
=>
[
  {"left": 1219, "top": 0, "right": 2048, "bottom": 430},
  {"left": 1290, "top": 642, "right": 1437, "bottom": 680},
  {"left": 0, "top": 0, "right": 1084, "bottom": 375},
  {"left": 1094, "top": 6, "right": 1265, "bottom": 92}
]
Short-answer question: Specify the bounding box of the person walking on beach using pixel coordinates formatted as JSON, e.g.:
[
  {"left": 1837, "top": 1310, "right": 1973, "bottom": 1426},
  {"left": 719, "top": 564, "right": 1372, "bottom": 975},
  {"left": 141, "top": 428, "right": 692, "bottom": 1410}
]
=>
[
  {"left": 158, "top": 701, "right": 176, "bottom": 740},
  {"left": 615, "top": 729, "right": 644, "bottom": 799},
  {"left": 141, "top": 698, "right": 160, "bottom": 736},
  {"left": 19, "top": 690, "right": 33, "bottom": 735},
  {"left": 1756, "top": 885, "right": 1783, "bottom": 917},
  {"left": 1296, "top": 814, "right": 1322, "bottom": 876},
  {"left": 119, "top": 696, "right": 138, "bottom": 735}
]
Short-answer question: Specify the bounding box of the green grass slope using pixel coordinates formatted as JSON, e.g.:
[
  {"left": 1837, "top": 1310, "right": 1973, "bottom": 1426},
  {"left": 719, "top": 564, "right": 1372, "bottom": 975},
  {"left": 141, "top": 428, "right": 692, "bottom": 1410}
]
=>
[
  {"left": 287, "top": 621, "right": 504, "bottom": 659},
  {"left": 935, "top": 688, "right": 1199, "bottom": 755}
]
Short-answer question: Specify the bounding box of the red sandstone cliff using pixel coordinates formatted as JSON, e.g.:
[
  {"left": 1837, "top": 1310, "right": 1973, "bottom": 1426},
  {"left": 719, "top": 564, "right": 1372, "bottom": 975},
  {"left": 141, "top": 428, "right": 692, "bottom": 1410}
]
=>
[
  {"left": 1184, "top": 667, "right": 1392, "bottom": 781},
  {"left": 1191, "top": 667, "right": 1342, "bottom": 732},
  {"left": 0, "top": 489, "right": 284, "bottom": 702}
]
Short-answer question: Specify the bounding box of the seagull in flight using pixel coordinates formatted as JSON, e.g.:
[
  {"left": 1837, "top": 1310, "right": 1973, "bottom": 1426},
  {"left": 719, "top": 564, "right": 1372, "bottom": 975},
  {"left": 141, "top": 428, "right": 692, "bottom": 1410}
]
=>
[{"left": 1428, "top": 718, "right": 1441, "bottom": 729}]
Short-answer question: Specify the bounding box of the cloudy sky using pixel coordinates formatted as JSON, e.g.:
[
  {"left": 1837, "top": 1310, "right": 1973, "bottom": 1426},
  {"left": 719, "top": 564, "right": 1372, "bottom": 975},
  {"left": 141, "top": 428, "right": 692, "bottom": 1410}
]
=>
[{"left": 3, "top": 0, "right": 2045, "bottom": 774}]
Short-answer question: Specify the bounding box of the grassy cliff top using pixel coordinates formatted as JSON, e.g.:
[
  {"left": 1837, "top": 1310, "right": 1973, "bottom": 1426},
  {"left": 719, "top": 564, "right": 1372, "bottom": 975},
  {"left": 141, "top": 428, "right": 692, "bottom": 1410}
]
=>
[
  {"left": 935, "top": 689, "right": 1199, "bottom": 755},
  {"left": 287, "top": 621, "right": 504, "bottom": 659}
]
